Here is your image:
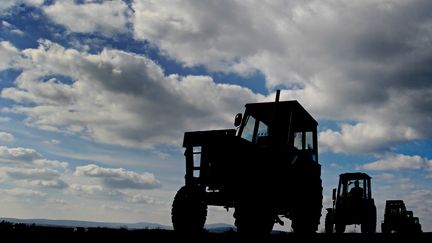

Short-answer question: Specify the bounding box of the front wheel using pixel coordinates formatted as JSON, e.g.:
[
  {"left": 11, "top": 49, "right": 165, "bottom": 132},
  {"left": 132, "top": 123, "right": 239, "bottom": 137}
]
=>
[
  {"left": 335, "top": 223, "right": 345, "bottom": 233},
  {"left": 292, "top": 178, "right": 323, "bottom": 234},
  {"left": 325, "top": 210, "right": 334, "bottom": 233},
  {"left": 361, "top": 222, "right": 376, "bottom": 234},
  {"left": 381, "top": 223, "right": 390, "bottom": 234},
  {"left": 361, "top": 206, "right": 376, "bottom": 234},
  {"left": 361, "top": 218, "right": 376, "bottom": 233},
  {"left": 234, "top": 203, "right": 274, "bottom": 235},
  {"left": 291, "top": 218, "right": 318, "bottom": 234},
  {"left": 172, "top": 186, "right": 207, "bottom": 233}
]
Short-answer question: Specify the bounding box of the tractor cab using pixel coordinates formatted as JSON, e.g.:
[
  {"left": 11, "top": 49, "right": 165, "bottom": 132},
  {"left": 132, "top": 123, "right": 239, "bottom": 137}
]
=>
[
  {"left": 335, "top": 173, "right": 372, "bottom": 202},
  {"left": 236, "top": 100, "right": 318, "bottom": 163}
]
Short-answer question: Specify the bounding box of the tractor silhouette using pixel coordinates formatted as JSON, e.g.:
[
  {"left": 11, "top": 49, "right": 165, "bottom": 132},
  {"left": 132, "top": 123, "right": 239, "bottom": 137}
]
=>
[
  {"left": 325, "top": 172, "right": 377, "bottom": 233},
  {"left": 172, "top": 91, "right": 322, "bottom": 234},
  {"left": 381, "top": 200, "right": 422, "bottom": 234}
]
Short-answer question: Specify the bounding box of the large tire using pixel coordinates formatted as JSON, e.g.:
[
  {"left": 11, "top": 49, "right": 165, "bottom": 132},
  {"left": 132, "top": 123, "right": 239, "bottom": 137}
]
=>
[
  {"left": 292, "top": 217, "right": 317, "bottom": 234},
  {"left": 361, "top": 222, "right": 375, "bottom": 234},
  {"left": 335, "top": 223, "right": 345, "bottom": 233},
  {"left": 361, "top": 221, "right": 376, "bottom": 234},
  {"left": 381, "top": 223, "right": 390, "bottom": 234},
  {"left": 292, "top": 178, "right": 323, "bottom": 233},
  {"left": 361, "top": 207, "right": 376, "bottom": 234},
  {"left": 361, "top": 219, "right": 376, "bottom": 234},
  {"left": 172, "top": 186, "right": 207, "bottom": 233},
  {"left": 234, "top": 202, "right": 274, "bottom": 235},
  {"left": 325, "top": 210, "right": 334, "bottom": 233}
]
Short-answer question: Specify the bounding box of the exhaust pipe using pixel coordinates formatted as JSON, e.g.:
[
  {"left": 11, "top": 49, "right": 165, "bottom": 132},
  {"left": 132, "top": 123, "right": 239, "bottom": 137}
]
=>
[{"left": 275, "top": 89, "right": 280, "bottom": 103}]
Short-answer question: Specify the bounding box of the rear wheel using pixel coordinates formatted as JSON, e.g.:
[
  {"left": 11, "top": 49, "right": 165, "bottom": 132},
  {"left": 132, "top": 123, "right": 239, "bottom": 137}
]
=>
[
  {"left": 234, "top": 202, "right": 274, "bottom": 235},
  {"left": 292, "top": 217, "right": 317, "bottom": 234},
  {"left": 361, "top": 220, "right": 376, "bottom": 233},
  {"left": 361, "top": 205, "right": 376, "bottom": 234},
  {"left": 292, "top": 177, "right": 323, "bottom": 234},
  {"left": 325, "top": 210, "right": 334, "bottom": 233},
  {"left": 361, "top": 220, "right": 376, "bottom": 234},
  {"left": 172, "top": 186, "right": 207, "bottom": 233},
  {"left": 381, "top": 223, "right": 390, "bottom": 234},
  {"left": 335, "top": 223, "right": 345, "bottom": 233}
]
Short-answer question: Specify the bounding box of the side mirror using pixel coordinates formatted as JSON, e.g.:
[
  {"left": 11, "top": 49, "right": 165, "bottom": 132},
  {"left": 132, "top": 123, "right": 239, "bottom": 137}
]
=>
[
  {"left": 332, "top": 188, "right": 337, "bottom": 200},
  {"left": 234, "top": 113, "right": 242, "bottom": 127}
]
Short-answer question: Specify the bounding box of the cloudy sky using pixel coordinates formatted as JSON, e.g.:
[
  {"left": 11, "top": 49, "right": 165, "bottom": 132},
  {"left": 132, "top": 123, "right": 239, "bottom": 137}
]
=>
[{"left": 0, "top": 0, "right": 431, "bottom": 232}]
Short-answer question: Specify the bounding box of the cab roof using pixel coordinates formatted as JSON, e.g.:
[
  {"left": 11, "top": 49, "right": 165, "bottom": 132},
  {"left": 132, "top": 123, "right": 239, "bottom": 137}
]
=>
[
  {"left": 244, "top": 100, "right": 317, "bottom": 128},
  {"left": 339, "top": 172, "right": 372, "bottom": 180}
]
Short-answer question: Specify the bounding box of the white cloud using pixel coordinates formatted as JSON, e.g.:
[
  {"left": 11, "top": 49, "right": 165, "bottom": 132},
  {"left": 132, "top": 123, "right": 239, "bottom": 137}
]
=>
[
  {"left": 33, "top": 158, "right": 68, "bottom": 171},
  {"left": 27, "top": 179, "right": 68, "bottom": 189},
  {"left": 42, "top": 139, "right": 61, "bottom": 145},
  {"left": 405, "top": 190, "right": 432, "bottom": 204},
  {"left": 398, "top": 178, "right": 416, "bottom": 190},
  {"left": 400, "top": 183, "right": 416, "bottom": 190},
  {"left": 0, "top": 145, "right": 70, "bottom": 190},
  {"left": 0, "top": 41, "right": 19, "bottom": 70},
  {"left": 48, "top": 198, "right": 67, "bottom": 205},
  {"left": 132, "top": 0, "right": 432, "bottom": 154},
  {"left": 319, "top": 123, "right": 419, "bottom": 154},
  {"left": 42, "top": 0, "right": 131, "bottom": 36},
  {"left": 374, "top": 173, "right": 396, "bottom": 181},
  {"left": 133, "top": 0, "right": 293, "bottom": 72},
  {"left": 361, "top": 154, "right": 430, "bottom": 170},
  {"left": 427, "top": 159, "right": 432, "bottom": 168},
  {"left": 0, "top": 0, "right": 43, "bottom": 13},
  {"left": 2, "top": 1, "right": 432, "bottom": 157},
  {"left": 0, "top": 131, "right": 14, "bottom": 142},
  {"left": 132, "top": 0, "right": 432, "bottom": 85},
  {"left": 0, "top": 167, "right": 68, "bottom": 189},
  {"left": 11, "top": 29, "right": 25, "bottom": 36},
  {"left": 0, "top": 145, "right": 69, "bottom": 171},
  {"left": 116, "top": 190, "right": 167, "bottom": 205},
  {"left": 1, "top": 20, "right": 24, "bottom": 36},
  {"left": 2, "top": 167, "right": 60, "bottom": 180},
  {"left": 101, "top": 204, "right": 130, "bottom": 212},
  {"left": 0, "top": 0, "right": 15, "bottom": 12},
  {"left": 69, "top": 184, "right": 103, "bottom": 195},
  {"left": 25, "top": 0, "right": 44, "bottom": 6},
  {"left": 0, "top": 188, "right": 46, "bottom": 198},
  {"left": 125, "top": 193, "right": 156, "bottom": 204},
  {"left": 2, "top": 20, "right": 12, "bottom": 28},
  {"left": 403, "top": 190, "right": 432, "bottom": 228},
  {"left": 0, "top": 146, "right": 42, "bottom": 163},
  {"left": 75, "top": 164, "right": 161, "bottom": 189},
  {"left": 1, "top": 40, "right": 263, "bottom": 148}
]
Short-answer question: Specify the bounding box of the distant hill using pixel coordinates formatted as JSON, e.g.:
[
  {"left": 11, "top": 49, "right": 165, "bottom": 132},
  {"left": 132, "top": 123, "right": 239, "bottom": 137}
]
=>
[
  {"left": 0, "top": 218, "right": 241, "bottom": 233},
  {"left": 3, "top": 218, "right": 289, "bottom": 234},
  {"left": 0, "top": 217, "right": 172, "bottom": 230},
  {"left": 205, "top": 223, "right": 236, "bottom": 233}
]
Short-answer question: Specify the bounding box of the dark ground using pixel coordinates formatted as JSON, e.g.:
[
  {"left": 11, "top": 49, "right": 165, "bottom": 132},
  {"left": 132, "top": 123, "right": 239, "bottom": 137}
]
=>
[{"left": 1, "top": 223, "right": 430, "bottom": 242}]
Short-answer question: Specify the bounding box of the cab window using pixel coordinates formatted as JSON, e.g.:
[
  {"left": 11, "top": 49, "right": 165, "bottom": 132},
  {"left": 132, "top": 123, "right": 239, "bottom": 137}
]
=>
[
  {"left": 240, "top": 115, "right": 269, "bottom": 145},
  {"left": 292, "top": 130, "right": 316, "bottom": 161},
  {"left": 241, "top": 115, "right": 255, "bottom": 142}
]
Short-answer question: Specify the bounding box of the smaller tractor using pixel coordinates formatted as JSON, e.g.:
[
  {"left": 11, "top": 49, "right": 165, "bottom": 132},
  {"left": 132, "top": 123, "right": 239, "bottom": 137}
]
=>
[
  {"left": 325, "top": 172, "right": 376, "bottom": 233},
  {"left": 381, "top": 200, "right": 422, "bottom": 234}
]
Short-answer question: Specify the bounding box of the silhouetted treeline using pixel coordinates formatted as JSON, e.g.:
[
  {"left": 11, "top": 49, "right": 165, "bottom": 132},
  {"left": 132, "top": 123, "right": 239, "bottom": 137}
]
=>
[{"left": 0, "top": 220, "right": 430, "bottom": 243}]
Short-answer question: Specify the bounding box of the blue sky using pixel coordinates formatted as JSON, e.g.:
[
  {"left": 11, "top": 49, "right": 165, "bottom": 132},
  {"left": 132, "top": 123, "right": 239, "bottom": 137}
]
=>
[{"left": 0, "top": 0, "right": 432, "bottom": 232}]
